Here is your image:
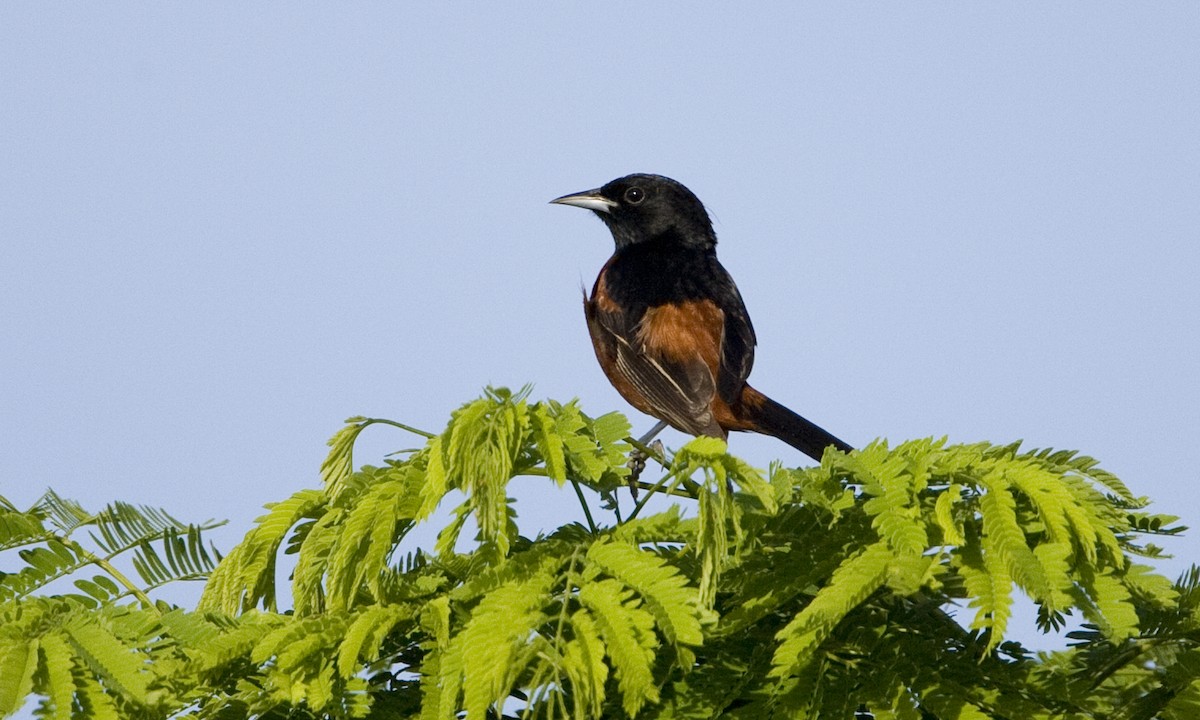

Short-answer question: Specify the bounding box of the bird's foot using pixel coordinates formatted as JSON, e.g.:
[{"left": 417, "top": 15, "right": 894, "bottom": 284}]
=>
[{"left": 626, "top": 439, "right": 665, "bottom": 498}]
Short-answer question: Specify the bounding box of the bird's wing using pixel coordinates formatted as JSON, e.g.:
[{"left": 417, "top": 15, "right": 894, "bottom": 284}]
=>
[
  {"left": 585, "top": 299, "right": 723, "bottom": 438},
  {"left": 714, "top": 270, "right": 757, "bottom": 405}
]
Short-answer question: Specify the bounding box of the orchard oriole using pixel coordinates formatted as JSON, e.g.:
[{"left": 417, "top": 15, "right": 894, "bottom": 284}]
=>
[{"left": 552, "top": 173, "right": 852, "bottom": 461}]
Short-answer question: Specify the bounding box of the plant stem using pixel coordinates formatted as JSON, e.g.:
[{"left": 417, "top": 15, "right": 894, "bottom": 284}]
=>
[
  {"left": 64, "top": 538, "right": 158, "bottom": 613},
  {"left": 570, "top": 479, "right": 599, "bottom": 533},
  {"left": 632, "top": 477, "right": 697, "bottom": 500},
  {"left": 628, "top": 471, "right": 690, "bottom": 521},
  {"left": 364, "top": 418, "right": 437, "bottom": 438}
]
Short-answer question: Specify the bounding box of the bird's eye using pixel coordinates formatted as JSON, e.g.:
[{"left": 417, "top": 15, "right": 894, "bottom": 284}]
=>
[{"left": 624, "top": 187, "right": 646, "bottom": 205}]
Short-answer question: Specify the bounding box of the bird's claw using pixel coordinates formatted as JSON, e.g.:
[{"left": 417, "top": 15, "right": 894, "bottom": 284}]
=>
[
  {"left": 626, "top": 440, "right": 665, "bottom": 498},
  {"left": 627, "top": 450, "right": 648, "bottom": 481}
]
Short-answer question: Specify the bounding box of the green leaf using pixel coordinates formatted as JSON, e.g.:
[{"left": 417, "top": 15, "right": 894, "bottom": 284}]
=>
[
  {"left": 63, "top": 614, "right": 149, "bottom": 704},
  {"left": 854, "top": 441, "right": 929, "bottom": 557},
  {"left": 978, "top": 473, "right": 1051, "bottom": 603},
  {"left": 336, "top": 604, "right": 417, "bottom": 678},
  {"left": 192, "top": 610, "right": 286, "bottom": 671},
  {"left": 562, "top": 409, "right": 632, "bottom": 487},
  {"left": 433, "top": 388, "right": 531, "bottom": 558},
  {"left": 129, "top": 525, "right": 221, "bottom": 592},
  {"left": 200, "top": 488, "right": 326, "bottom": 613},
  {"left": 934, "top": 483, "right": 966, "bottom": 546},
  {"left": 325, "top": 467, "right": 422, "bottom": 610},
  {"left": 458, "top": 571, "right": 552, "bottom": 719},
  {"left": 74, "top": 674, "right": 120, "bottom": 720},
  {"left": 420, "top": 596, "right": 454, "bottom": 720},
  {"left": 1, "top": 540, "right": 89, "bottom": 602},
  {"left": 290, "top": 506, "right": 342, "bottom": 616},
  {"left": 1123, "top": 561, "right": 1179, "bottom": 606},
  {"left": 320, "top": 416, "right": 371, "bottom": 498},
  {"left": 957, "top": 531, "right": 1013, "bottom": 649},
  {"left": 771, "top": 542, "right": 893, "bottom": 678},
  {"left": 38, "top": 632, "right": 77, "bottom": 720},
  {"left": 1031, "top": 541, "right": 1074, "bottom": 613},
  {"left": 1085, "top": 570, "right": 1140, "bottom": 642},
  {"left": 564, "top": 607, "right": 609, "bottom": 719},
  {"left": 720, "top": 507, "right": 861, "bottom": 636},
  {"left": 579, "top": 577, "right": 660, "bottom": 716},
  {"left": 274, "top": 616, "right": 350, "bottom": 674},
  {"left": 672, "top": 435, "right": 774, "bottom": 608},
  {"left": 587, "top": 539, "right": 704, "bottom": 650},
  {"left": 34, "top": 490, "right": 93, "bottom": 535},
  {"left": 530, "top": 401, "right": 570, "bottom": 484},
  {"left": 0, "top": 501, "right": 49, "bottom": 552},
  {"left": 0, "top": 636, "right": 39, "bottom": 716}
]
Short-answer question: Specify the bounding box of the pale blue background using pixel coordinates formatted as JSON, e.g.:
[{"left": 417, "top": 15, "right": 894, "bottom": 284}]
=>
[{"left": 3, "top": 2, "right": 1198, "bottom": 671}]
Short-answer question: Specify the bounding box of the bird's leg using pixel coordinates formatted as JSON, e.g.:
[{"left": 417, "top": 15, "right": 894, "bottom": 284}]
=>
[
  {"left": 627, "top": 420, "right": 669, "bottom": 494},
  {"left": 637, "top": 420, "right": 669, "bottom": 446}
]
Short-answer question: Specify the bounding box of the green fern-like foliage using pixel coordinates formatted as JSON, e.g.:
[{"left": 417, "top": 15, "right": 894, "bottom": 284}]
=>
[
  {"left": 3, "top": 388, "right": 1198, "bottom": 719},
  {"left": 0, "top": 492, "right": 226, "bottom": 719}
]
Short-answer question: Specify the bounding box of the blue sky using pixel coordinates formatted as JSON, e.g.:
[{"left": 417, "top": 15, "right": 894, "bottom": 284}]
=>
[{"left": 3, "top": 3, "right": 1198, "bottom": 651}]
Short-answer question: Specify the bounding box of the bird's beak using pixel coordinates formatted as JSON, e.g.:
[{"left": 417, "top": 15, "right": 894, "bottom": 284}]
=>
[{"left": 549, "top": 189, "right": 616, "bottom": 215}]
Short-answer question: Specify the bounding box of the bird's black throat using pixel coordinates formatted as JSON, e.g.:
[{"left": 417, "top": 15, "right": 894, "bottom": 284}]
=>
[{"left": 601, "top": 235, "right": 727, "bottom": 313}]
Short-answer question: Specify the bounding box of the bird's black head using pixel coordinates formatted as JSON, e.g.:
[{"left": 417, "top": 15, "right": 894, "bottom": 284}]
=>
[{"left": 551, "top": 173, "right": 717, "bottom": 251}]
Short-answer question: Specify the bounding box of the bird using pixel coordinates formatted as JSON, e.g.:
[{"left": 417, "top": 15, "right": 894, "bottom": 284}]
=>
[{"left": 551, "top": 173, "right": 853, "bottom": 462}]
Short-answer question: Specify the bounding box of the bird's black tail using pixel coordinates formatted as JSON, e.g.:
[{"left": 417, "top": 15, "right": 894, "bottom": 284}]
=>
[{"left": 740, "top": 387, "right": 853, "bottom": 462}]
